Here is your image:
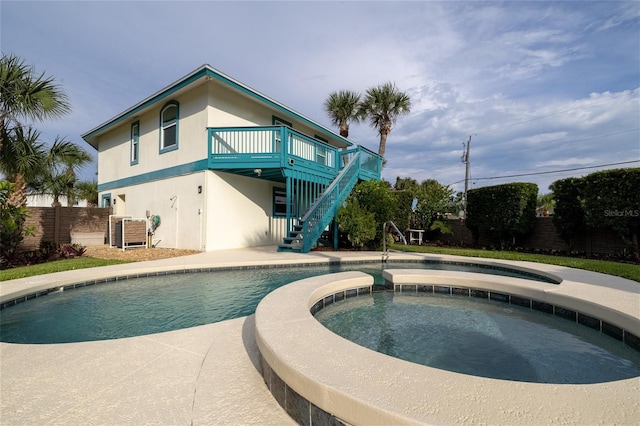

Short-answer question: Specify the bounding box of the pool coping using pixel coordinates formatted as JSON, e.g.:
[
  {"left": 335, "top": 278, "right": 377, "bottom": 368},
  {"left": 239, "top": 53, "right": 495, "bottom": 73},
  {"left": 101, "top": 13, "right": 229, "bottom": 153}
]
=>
[
  {"left": 1, "top": 247, "right": 639, "bottom": 425},
  {"left": 0, "top": 251, "right": 564, "bottom": 306},
  {"left": 254, "top": 269, "right": 640, "bottom": 425}
]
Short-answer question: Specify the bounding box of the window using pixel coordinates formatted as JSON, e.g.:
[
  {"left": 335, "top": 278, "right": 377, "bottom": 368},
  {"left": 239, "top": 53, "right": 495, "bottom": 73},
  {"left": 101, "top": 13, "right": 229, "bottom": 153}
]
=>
[
  {"left": 273, "top": 188, "right": 288, "bottom": 217},
  {"left": 160, "top": 101, "right": 179, "bottom": 153},
  {"left": 316, "top": 145, "right": 328, "bottom": 165},
  {"left": 272, "top": 116, "right": 292, "bottom": 153},
  {"left": 314, "top": 135, "right": 329, "bottom": 166},
  {"left": 101, "top": 194, "right": 112, "bottom": 208},
  {"left": 130, "top": 121, "right": 140, "bottom": 165}
]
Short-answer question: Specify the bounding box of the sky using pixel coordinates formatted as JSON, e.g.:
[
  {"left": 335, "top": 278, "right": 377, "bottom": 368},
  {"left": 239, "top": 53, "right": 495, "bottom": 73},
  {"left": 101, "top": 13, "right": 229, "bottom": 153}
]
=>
[{"left": 2, "top": 0, "right": 639, "bottom": 196}]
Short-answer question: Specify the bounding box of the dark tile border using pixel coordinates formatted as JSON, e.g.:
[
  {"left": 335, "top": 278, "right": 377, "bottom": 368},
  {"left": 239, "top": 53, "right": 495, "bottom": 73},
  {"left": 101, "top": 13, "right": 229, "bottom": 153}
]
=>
[
  {"left": 0, "top": 258, "right": 559, "bottom": 311},
  {"left": 261, "top": 353, "right": 348, "bottom": 426},
  {"left": 311, "top": 285, "right": 640, "bottom": 354}
]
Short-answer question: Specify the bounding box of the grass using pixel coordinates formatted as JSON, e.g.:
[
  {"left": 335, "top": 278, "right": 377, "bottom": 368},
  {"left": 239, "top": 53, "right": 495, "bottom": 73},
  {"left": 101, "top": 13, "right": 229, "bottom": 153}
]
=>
[
  {"left": 389, "top": 244, "right": 640, "bottom": 282},
  {"left": 0, "top": 257, "right": 131, "bottom": 281}
]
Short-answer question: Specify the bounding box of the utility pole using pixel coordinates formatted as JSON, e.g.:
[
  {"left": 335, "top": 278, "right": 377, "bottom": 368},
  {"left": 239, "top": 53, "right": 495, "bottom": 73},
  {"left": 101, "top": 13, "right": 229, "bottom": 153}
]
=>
[{"left": 462, "top": 135, "right": 472, "bottom": 217}]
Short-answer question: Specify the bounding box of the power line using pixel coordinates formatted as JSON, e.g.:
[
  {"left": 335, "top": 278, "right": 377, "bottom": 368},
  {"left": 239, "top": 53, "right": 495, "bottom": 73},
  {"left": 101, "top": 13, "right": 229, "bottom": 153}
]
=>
[
  {"left": 472, "top": 160, "right": 640, "bottom": 181},
  {"left": 445, "top": 159, "right": 640, "bottom": 186}
]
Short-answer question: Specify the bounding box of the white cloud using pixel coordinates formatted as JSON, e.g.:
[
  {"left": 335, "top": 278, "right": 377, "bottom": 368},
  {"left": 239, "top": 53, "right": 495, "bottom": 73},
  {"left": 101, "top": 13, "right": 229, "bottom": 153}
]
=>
[{"left": 2, "top": 0, "right": 638, "bottom": 195}]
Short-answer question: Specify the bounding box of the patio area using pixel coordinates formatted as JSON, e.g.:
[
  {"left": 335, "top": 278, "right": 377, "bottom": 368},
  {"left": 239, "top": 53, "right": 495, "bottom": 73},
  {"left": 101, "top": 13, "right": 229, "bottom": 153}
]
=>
[{"left": 1, "top": 246, "right": 638, "bottom": 425}]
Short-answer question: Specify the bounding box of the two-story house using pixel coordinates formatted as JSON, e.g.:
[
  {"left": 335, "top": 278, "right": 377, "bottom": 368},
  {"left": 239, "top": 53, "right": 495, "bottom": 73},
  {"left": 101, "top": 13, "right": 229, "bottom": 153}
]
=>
[{"left": 82, "top": 65, "right": 381, "bottom": 252}]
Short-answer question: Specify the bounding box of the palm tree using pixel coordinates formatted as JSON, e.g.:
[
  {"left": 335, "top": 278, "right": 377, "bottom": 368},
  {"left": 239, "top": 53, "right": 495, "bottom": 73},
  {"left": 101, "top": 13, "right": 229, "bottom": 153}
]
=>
[
  {"left": 0, "top": 126, "right": 46, "bottom": 207},
  {"left": 0, "top": 128, "right": 91, "bottom": 207},
  {"left": 359, "top": 82, "right": 411, "bottom": 158},
  {"left": 75, "top": 180, "right": 99, "bottom": 207},
  {"left": 0, "top": 54, "right": 71, "bottom": 152},
  {"left": 323, "top": 90, "right": 363, "bottom": 138}
]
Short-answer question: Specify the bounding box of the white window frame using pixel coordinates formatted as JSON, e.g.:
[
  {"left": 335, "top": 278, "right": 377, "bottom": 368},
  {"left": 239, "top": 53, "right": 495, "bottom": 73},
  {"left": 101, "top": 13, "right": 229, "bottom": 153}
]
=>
[
  {"left": 160, "top": 101, "right": 179, "bottom": 153},
  {"left": 130, "top": 121, "right": 140, "bottom": 165},
  {"left": 272, "top": 115, "right": 292, "bottom": 153}
]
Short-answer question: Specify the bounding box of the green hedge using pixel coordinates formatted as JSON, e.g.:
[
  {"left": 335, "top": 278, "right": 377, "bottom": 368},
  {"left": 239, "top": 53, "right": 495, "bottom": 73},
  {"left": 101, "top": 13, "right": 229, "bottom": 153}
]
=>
[
  {"left": 549, "top": 177, "right": 586, "bottom": 246},
  {"left": 551, "top": 168, "right": 639, "bottom": 251},
  {"left": 465, "top": 182, "right": 538, "bottom": 247}
]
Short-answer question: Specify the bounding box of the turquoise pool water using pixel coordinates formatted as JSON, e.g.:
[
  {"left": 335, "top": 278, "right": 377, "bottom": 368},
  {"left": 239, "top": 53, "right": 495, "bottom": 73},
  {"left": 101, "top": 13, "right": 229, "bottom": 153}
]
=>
[
  {"left": 0, "top": 261, "right": 554, "bottom": 344},
  {"left": 315, "top": 292, "right": 640, "bottom": 384}
]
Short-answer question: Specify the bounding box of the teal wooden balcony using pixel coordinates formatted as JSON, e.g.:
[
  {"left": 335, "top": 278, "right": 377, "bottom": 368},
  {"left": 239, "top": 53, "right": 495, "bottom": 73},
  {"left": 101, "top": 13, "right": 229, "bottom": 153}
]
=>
[
  {"left": 208, "top": 126, "right": 381, "bottom": 181},
  {"left": 207, "top": 126, "right": 382, "bottom": 252}
]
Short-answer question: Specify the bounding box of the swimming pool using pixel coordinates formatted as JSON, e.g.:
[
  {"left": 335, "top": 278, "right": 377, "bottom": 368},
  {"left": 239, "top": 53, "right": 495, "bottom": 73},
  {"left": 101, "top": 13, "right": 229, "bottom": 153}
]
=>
[
  {"left": 315, "top": 291, "right": 640, "bottom": 384},
  {"left": 0, "top": 261, "right": 556, "bottom": 344}
]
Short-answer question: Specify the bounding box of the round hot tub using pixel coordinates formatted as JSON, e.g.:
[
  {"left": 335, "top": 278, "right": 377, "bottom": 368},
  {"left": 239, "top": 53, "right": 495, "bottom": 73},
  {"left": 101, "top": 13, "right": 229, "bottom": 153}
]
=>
[{"left": 254, "top": 269, "right": 640, "bottom": 425}]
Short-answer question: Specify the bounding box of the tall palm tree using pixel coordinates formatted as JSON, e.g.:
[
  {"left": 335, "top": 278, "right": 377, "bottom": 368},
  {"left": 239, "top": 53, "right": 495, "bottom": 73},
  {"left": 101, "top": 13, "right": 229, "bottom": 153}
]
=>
[
  {"left": 0, "top": 128, "right": 91, "bottom": 207},
  {"left": 359, "top": 82, "right": 411, "bottom": 158},
  {"left": 323, "top": 90, "right": 363, "bottom": 138},
  {"left": 0, "top": 54, "right": 71, "bottom": 152}
]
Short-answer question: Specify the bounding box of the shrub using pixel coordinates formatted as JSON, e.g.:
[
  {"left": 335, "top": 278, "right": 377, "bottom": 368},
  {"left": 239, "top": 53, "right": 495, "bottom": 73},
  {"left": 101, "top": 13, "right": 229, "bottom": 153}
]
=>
[
  {"left": 391, "top": 190, "right": 413, "bottom": 232},
  {"left": 351, "top": 180, "right": 396, "bottom": 245},
  {"left": 59, "top": 243, "right": 87, "bottom": 258},
  {"left": 0, "top": 181, "right": 34, "bottom": 269},
  {"left": 550, "top": 177, "right": 586, "bottom": 248},
  {"left": 582, "top": 168, "right": 640, "bottom": 252},
  {"left": 466, "top": 182, "right": 538, "bottom": 248},
  {"left": 391, "top": 178, "right": 454, "bottom": 241},
  {"left": 336, "top": 198, "right": 377, "bottom": 249},
  {"left": 550, "top": 168, "right": 639, "bottom": 255}
]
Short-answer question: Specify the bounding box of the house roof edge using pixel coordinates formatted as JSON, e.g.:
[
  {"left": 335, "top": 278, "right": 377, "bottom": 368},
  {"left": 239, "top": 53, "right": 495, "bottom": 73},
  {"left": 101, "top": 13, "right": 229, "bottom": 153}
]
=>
[{"left": 81, "top": 64, "right": 353, "bottom": 148}]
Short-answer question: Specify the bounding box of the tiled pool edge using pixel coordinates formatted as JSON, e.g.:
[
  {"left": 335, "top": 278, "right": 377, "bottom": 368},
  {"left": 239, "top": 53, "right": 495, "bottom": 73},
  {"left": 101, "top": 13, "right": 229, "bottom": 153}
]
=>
[
  {"left": 315, "top": 283, "right": 640, "bottom": 353},
  {"left": 0, "top": 257, "right": 560, "bottom": 310},
  {"left": 254, "top": 270, "right": 640, "bottom": 425}
]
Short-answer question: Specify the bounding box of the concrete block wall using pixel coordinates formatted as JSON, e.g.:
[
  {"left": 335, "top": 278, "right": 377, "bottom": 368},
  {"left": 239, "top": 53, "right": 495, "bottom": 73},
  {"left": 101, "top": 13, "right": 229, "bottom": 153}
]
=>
[{"left": 20, "top": 207, "right": 112, "bottom": 251}]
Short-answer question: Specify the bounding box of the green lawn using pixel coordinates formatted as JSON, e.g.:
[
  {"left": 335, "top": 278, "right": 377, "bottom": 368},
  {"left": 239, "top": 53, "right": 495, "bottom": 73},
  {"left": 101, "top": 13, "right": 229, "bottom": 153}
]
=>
[
  {"left": 0, "top": 258, "right": 131, "bottom": 281},
  {"left": 389, "top": 244, "right": 640, "bottom": 282},
  {"left": 1, "top": 247, "right": 638, "bottom": 283}
]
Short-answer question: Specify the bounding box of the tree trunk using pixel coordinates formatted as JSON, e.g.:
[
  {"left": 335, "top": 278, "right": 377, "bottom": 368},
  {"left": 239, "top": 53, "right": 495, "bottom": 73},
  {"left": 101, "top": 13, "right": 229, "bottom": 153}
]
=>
[
  {"left": 378, "top": 131, "right": 389, "bottom": 157},
  {"left": 7, "top": 174, "right": 28, "bottom": 207},
  {"left": 339, "top": 120, "right": 349, "bottom": 138}
]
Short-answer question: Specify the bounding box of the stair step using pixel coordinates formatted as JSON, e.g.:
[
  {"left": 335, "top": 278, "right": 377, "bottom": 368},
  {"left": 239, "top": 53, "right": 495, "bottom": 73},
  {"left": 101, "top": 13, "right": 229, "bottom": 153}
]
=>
[
  {"left": 283, "top": 236, "right": 303, "bottom": 244},
  {"left": 277, "top": 243, "right": 303, "bottom": 252}
]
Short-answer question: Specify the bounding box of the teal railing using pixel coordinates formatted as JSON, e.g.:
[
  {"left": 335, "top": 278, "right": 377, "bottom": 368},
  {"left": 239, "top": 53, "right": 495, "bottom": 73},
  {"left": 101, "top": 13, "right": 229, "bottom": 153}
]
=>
[
  {"left": 208, "top": 126, "right": 382, "bottom": 180},
  {"left": 295, "top": 152, "right": 362, "bottom": 253},
  {"left": 208, "top": 126, "right": 339, "bottom": 175}
]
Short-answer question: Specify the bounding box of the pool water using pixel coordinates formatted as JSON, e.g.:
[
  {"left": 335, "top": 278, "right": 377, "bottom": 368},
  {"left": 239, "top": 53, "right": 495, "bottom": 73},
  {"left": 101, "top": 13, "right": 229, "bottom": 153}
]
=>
[
  {"left": 315, "top": 292, "right": 640, "bottom": 384},
  {"left": 0, "top": 261, "right": 552, "bottom": 344}
]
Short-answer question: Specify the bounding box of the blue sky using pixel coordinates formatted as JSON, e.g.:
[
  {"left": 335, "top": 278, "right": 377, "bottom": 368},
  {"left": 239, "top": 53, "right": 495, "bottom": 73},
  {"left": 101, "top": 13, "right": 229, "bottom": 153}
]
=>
[{"left": 2, "top": 1, "right": 639, "bottom": 195}]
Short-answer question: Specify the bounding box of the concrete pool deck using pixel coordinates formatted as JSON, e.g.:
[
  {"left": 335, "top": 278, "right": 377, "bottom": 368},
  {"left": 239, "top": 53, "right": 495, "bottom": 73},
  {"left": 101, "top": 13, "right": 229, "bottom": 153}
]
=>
[{"left": 1, "top": 246, "right": 639, "bottom": 425}]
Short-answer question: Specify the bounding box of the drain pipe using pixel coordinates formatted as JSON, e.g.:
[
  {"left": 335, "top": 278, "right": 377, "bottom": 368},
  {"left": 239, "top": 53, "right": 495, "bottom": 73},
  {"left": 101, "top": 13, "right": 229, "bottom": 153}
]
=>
[{"left": 382, "top": 221, "right": 407, "bottom": 262}]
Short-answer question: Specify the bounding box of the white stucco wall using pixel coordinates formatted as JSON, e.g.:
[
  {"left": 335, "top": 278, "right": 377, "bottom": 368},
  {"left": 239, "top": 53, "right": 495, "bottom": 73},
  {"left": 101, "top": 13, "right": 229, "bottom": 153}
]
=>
[
  {"left": 26, "top": 194, "right": 88, "bottom": 207},
  {"left": 204, "top": 171, "right": 286, "bottom": 250},
  {"left": 97, "top": 84, "right": 209, "bottom": 185},
  {"left": 99, "top": 173, "right": 205, "bottom": 250},
  {"left": 99, "top": 170, "right": 286, "bottom": 251}
]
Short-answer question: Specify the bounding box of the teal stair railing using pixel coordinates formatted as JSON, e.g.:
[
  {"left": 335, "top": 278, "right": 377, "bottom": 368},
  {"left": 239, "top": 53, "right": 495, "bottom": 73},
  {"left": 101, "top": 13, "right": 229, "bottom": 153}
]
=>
[{"left": 279, "top": 152, "right": 361, "bottom": 253}]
